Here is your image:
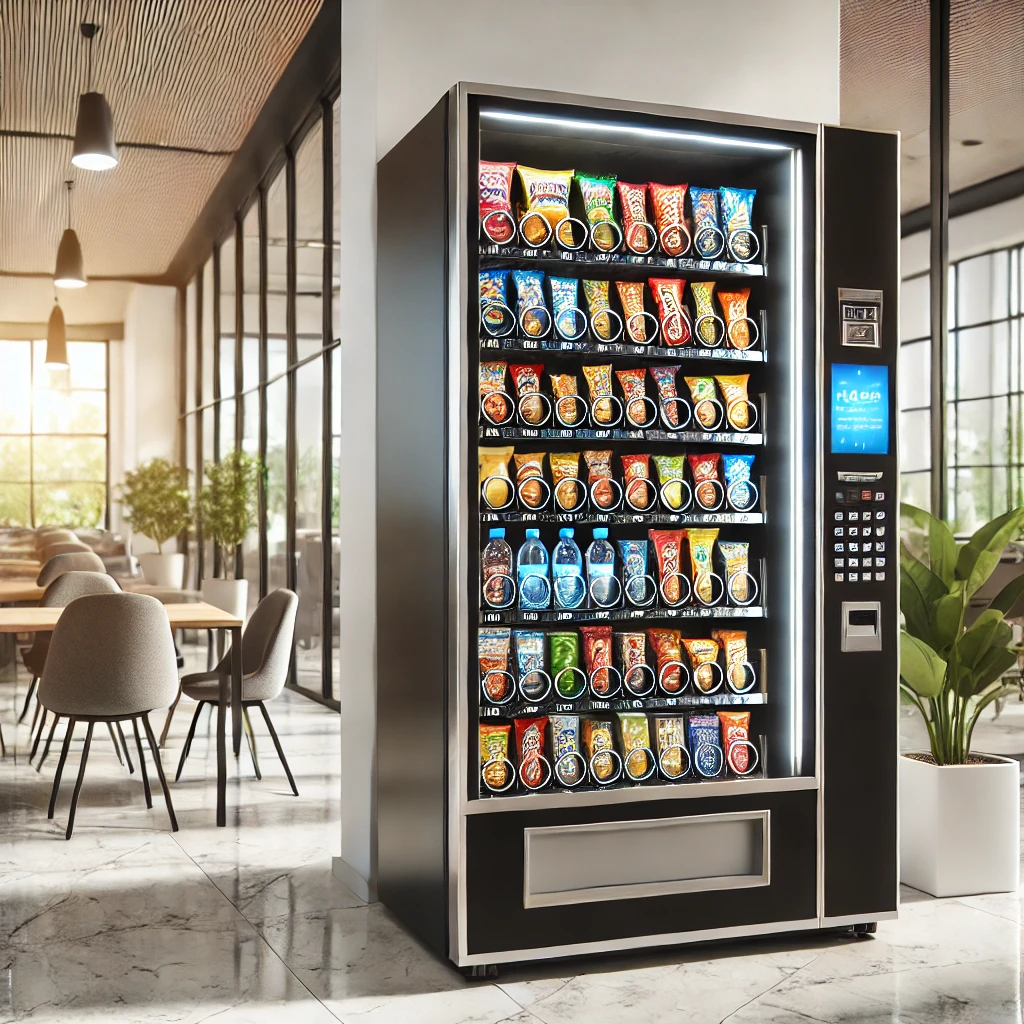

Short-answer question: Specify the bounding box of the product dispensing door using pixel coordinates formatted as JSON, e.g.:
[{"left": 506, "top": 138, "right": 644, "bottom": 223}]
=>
[{"left": 820, "top": 126, "right": 900, "bottom": 925}]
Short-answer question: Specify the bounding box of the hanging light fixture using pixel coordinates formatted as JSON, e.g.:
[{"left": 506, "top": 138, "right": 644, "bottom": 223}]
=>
[
  {"left": 54, "top": 180, "right": 87, "bottom": 288},
  {"left": 72, "top": 22, "right": 118, "bottom": 171},
  {"left": 46, "top": 297, "right": 69, "bottom": 369}
]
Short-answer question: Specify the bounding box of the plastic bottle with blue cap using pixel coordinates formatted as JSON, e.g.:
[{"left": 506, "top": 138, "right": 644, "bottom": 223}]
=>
[
  {"left": 552, "top": 527, "right": 586, "bottom": 609},
  {"left": 587, "top": 527, "right": 618, "bottom": 608}
]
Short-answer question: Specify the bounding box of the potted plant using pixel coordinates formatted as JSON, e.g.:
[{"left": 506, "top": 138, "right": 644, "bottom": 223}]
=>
[
  {"left": 118, "top": 458, "right": 193, "bottom": 588},
  {"left": 197, "top": 450, "right": 261, "bottom": 619},
  {"left": 899, "top": 502, "right": 1024, "bottom": 897}
]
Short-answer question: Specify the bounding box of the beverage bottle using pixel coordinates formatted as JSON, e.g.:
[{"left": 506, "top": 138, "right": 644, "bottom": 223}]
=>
[
  {"left": 587, "top": 527, "right": 619, "bottom": 607},
  {"left": 552, "top": 528, "right": 586, "bottom": 609},
  {"left": 482, "top": 527, "right": 513, "bottom": 608},
  {"left": 517, "top": 528, "right": 551, "bottom": 610}
]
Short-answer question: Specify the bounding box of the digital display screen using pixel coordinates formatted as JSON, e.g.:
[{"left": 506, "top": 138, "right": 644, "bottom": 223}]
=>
[{"left": 831, "top": 363, "right": 889, "bottom": 454}]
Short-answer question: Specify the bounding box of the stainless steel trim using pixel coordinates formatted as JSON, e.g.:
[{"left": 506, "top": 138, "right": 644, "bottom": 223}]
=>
[
  {"left": 821, "top": 911, "right": 899, "bottom": 928},
  {"left": 893, "top": 128, "right": 903, "bottom": 920},
  {"left": 465, "top": 775, "right": 817, "bottom": 814},
  {"left": 815, "top": 124, "right": 826, "bottom": 926},
  {"left": 522, "top": 810, "right": 770, "bottom": 908},
  {"left": 453, "top": 917, "right": 822, "bottom": 968}
]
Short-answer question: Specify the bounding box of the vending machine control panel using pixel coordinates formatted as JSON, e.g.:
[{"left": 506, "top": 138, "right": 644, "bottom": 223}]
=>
[{"left": 831, "top": 470, "right": 889, "bottom": 584}]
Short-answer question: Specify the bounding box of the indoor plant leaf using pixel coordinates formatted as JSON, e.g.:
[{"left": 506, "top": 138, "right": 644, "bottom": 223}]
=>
[
  {"left": 956, "top": 507, "right": 1024, "bottom": 597},
  {"left": 900, "top": 563, "right": 937, "bottom": 648},
  {"left": 987, "top": 573, "right": 1024, "bottom": 618},
  {"left": 930, "top": 586, "right": 966, "bottom": 654},
  {"left": 955, "top": 646, "right": 1019, "bottom": 699},
  {"left": 899, "top": 633, "right": 946, "bottom": 699},
  {"left": 901, "top": 541, "right": 947, "bottom": 606},
  {"left": 901, "top": 502, "right": 957, "bottom": 586}
]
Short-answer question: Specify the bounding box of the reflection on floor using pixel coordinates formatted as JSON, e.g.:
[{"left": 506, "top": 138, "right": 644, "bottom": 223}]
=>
[{"left": 2, "top": 666, "right": 1024, "bottom": 1022}]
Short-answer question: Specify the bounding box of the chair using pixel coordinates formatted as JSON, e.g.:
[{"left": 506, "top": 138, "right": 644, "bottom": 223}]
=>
[
  {"left": 174, "top": 589, "right": 299, "bottom": 795},
  {"left": 41, "top": 541, "right": 92, "bottom": 561},
  {"left": 35, "top": 527, "right": 75, "bottom": 541},
  {"left": 39, "top": 592, "right": 179, "bottom": 839},
  {"left": 36, "top": 551, "right": 106, "bottom": 587}
]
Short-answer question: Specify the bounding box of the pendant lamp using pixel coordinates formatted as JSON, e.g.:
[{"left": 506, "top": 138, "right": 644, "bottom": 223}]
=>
[
  {"left": 72, "top": 22, "right": 118, "bottom": 171},
  {"left": 46, "top": 299, "right": 69, "bottom": 369},
  {"left": 54, "top": 180, "right": 87, "bottom": 288}
]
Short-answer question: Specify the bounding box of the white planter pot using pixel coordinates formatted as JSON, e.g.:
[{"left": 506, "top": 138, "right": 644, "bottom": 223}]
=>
[
  {"left": 201, "top": 577, "right": 248, "bottom": 620},
  {"left": 138, "top": 552, "right": 186, "bottom": 590},
  {"left": 900, "top": 751, "right": 1020, "bottom": 897}
]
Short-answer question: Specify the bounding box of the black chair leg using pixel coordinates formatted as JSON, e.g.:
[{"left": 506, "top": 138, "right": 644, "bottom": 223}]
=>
[
  {"left": 142, "top": 713, "right": 178, "bottom": 832},
  {"left": 175, "top": 701, "right": 206, "bottom": 782},
  {"left": 257, "top": 702, "right": 298, "bottom": 796},
  {"left": 242, "top": 706, "right": 261, "bottom": 780},
  {"left": 47, "top": 718, "right": 75, "bottom": 819},
  {"left": 18, "top": 676, "right": 38, "bottom": 723},
  {"left": 37, "top": 714, "right": 61, "bottom": 772},
  {"left": 132, "top": 718, "right": 152, "bottom": 809},
  {"left": 29, "top": 708, "right": 48, "bottom": 761},
  {"left": 116, "top": 722, "right": 134, "bottom": 774},
  {"left": 107, "top": 722, "right": 124, "bottom": 766},
  {"left": 0, "top": 720, "right": 5, "bottom": 758},
  {"left": 65, "top": 721, "right": 94, "bottom": 840},
  {"left": 28, "top": 695, "right": 42, "bottom": 738}
]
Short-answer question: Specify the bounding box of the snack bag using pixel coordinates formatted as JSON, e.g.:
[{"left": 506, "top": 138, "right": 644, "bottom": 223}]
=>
[
  {"left": 515, "top": 715, "right": 549, "bottom": 788},
  {"left": 550, "top": 373, "right": 581, "bottom": 425},
  {"left": 551, "top": 632, "right": 585, "bottom": 699},
  {"left": 713, "top": 628, "right": 751, "bottom": 691},
  {"left": 479, "top": 627, "right": 512, "bottom": 703},
  {"left": 517, "top": 166, "right": 574, "bottom": 246},
  {"left": 621, "top": 453, "right": 652, "bottom": 510},
  {"left": 648, "top": 628, "right": 684, "bottom": 692},
  {"left": 577, "top": 174, "right": 620, "bottom": 251},
  {"left": 718, "top": 710, "right": 753, "bottom": 773},
  {"left": 720, "top": 187, "right": 757, "bottom": 261},
  {"left": 684, "top": 375, "right": 720, "bottom": 430},
  {"left": 550, "top": 452, "right": 583, "bottom": 511},
  {"left": 719, "top": 288, "right": 754, "bottom": 349},
  {"left": 650, "top": 529, "right": 686, "bottom": 605},
  {"left": 688, "top": 713, "right": 723, "bottom": 776},
  {"left": 550, "top": 276, "right": 582, "bottom": 339},
  {"left": 649, "top": 277, "right": 691, "bottom": 346},
  {"left": 479, "top": 269, "right": 511, "bottom": 333},
  {"left": 617, "top": 181, "right": 653, "bottom": 253},
  {"left": 478, "top": 446, "right": 513, "bottom": 508},
  {"left": 616, "top": 280, "right": 648, "bottom": 344},
  {"left": 618, "top": 712, "right": 652, "bottom": 779},
  {"left": 688, "top": 452, "right": 723, "bottom": 510},
  {"left": 683, "top": 637, "right": 720, "bottom": 693},
  {"left": 653, "top": 454, "right": 687, "bottom": 511},
  {"left": 718, "top": 540, "right": 752, "bottom": 604},
  {"left": 649, "top": 364, "right": 683, "bottom": 427},
  {"left": 514, "top": 452, "right": 546, "bottom": 509},
  {"left": 583, "top": 450, "right": 616, "bottom": 510},
  {"left": 583, "top": 718, "right": 617, "bottom": 781},
  {"left": 616, "top": 367, "right": 649, "bottom": 425},
  {"left": 583, "top": 279, "right": 618, "bottom": 341},
  {"left": 509, "top": 363, "right": 545, "bottom": 425},
  {"left": 655, "top": 717, "right": 688, "bottom": 777},
  {"left": 581, "top": 624, "right": 614, "bottom": 696},
  {"left": 551, "top": 715, "right": 582, "bottom": 785},
  {"left": 479, "top": 361, "right": 511, "bottom": 424},
  {"left": 723, "top": 453, "right": 756, "bottom": 510},
  {"left": 479, "top": 161, "right": 516, "bottom": 243},
  {"left": 480, "top": 723, "right": 511, "bottom": 788},
  {"left": 617, "top": 632, "right": 648, "bottom": 695},
  {"left": 582, "top": 364, "right": 615, "bottom": 425},
  {"left": 690, "top": 187, "right": 723, "bottom": 258},
  {"left": 512, "top": 269, "right": 549, "bottom": 337},
  {"left": 686, "top": 528, "right": 719, "bottom": 604},
  {"left": 717, "top": 374, "right": 753, "bottom": 430},
  {"left": 649, "top": 182, "right": 689, "bottom": 256},
  {"left": 691, "top": 281, "right": 720, "bottom": 346}
]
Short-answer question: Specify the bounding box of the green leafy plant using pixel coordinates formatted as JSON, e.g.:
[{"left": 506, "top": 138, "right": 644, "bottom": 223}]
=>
[
  {"left": 197, "top": 450, "right": 261, "bottom": 579},
  {"left": 118, "top": 458, "right": 193, "bottom": 553},
  {"left": 900, "top": 502, "right": 1024, "bottom": 764}
]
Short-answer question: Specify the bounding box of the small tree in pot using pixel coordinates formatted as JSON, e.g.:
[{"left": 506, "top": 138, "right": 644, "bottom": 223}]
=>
[
  {"left": 118, "top": 458, "right": 193, "bottom": 588},
  {"left": 899, "top": 502, "right": 1024, "bottom": 896}
]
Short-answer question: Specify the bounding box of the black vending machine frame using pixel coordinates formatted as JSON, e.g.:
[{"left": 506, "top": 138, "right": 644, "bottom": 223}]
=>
[{"left": 376, "top": 84, "right": 899, "bottom": 969}]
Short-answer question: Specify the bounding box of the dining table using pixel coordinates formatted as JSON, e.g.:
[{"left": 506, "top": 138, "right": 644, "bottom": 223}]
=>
[{"left": 0, "top": 601, "right": 244, "bottom": 827}]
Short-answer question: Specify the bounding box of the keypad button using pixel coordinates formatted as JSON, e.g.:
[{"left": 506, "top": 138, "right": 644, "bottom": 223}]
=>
[
  {"left": 848, "top": 527, "right": 859, "bottom": 536},
  {"left": 848, "top": 558, "right": 859, "bottom": 568},
  {"left": 834, "top": 511, "right": 844, "bottom": 521},
  {"left": 862, "top": 557, "right": 873, "bottom": 567},
  {"left": 835, "top": 573, "right": 844, "bottom": 582},
  {"left": 875, "top": 541, "right": 885, "bottom": 552},
  {"left": 835, "top": 491, "right": 846, "bottom": 503},
  {"left": 875, "top": 571, "right": 885, "bottom": 581},
  {"left": 834, "top": 543, "right": 845, "bottom": 553},
  {"left": 862, "top": 542, "right": 873, "bottom": 553},
  {"left": 876, "top": 510, "right": 886, "bottom": 520},
  {"left": 849, "top": 511, "right": 860, "bottom": 522},
  {"left": 834, "top": 527, "right": 844, "bottom": 537},
  {"left": 861, "top": 489, "right": 873, "bottom": 501},
  {"left": 876, "top": 526, "right": 885, "bottom": 537},
  {"left": 849, "top": 572, "right": 859, "bottom": 582},
  {"left": 875, "top": 556, "right": 886, "bottom": 567},
  {"left": 874, "top": 491, "right": 885, "bottom": 501},
  {"left": 834, "top": 558, "right": 845, "bottom": 568},
  {"left": 862, "top": 511, "right": 874, "bottom": 521},
  {"left": 849, "top": 542, "right": 860, "bottom": 552}
]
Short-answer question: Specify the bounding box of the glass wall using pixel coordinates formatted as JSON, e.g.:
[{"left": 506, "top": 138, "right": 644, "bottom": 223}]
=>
[{"left": 180, "top": 90, "right": 340, "bottom": 704}]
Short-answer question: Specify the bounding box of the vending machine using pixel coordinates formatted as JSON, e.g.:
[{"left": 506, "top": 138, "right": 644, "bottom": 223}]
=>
[{"left": 376, "top": 84, "right": 899, "bottom": 972}]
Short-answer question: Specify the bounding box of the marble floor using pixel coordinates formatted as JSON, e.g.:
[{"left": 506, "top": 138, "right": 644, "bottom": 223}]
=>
[{"left": 1, "top": 660, "right": 1024, "bottom": 1024}]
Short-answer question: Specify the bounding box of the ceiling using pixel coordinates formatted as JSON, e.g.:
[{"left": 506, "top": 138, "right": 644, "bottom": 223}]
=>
[
  {"left": 0, "top": 0, "right": 323, "bottom": 322},
  {"left": 841, "top": 0, "right": 1024, "bottom": 213}
]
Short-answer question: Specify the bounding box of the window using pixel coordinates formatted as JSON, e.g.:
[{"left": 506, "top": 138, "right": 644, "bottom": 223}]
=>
[
  {"left": 899, "top": 272, "right": 932, "bottom": 511},
  {"left": 0, "top": 339, "right": 108, "bottom": 527}
]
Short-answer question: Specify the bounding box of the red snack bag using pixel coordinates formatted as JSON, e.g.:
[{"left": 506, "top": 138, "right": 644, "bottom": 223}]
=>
[
  {"left": 718, "top": 710, "right": 752, "bottom": 773},
  {"left": 649, "top": 277, "right": 691, "bottom": 347},
  {"left": 688, "top": 453, "right": 722, "bottom": 510},
  {"left": 509, "top": 363, "right": 545, "bottom": 425},
  {"left": 615, "top": 367, "right": 649, "bottom": 425},
  {"left": 648, "top": 628, "right": 683, "bottom": 692},
  {"left": 649, "top": 182, "right": 690, "bottom": 256},
  {"left": 479, "top": 161, "right": 517, "bottom": 243},
  {"left": 621, "top": 454, "right": 652, "bottom": 511},
  {"left": 617, "top": 181, "right": 654, "bottom": 254},
  {"left": 650, "top": 529, "right": 686, "bottom": 605},
  {"left": 581, "top": 624, "right": 614, "bottom": 695},
  {"left": 515, "top": 716, "right": 549, "bottom": 788}
]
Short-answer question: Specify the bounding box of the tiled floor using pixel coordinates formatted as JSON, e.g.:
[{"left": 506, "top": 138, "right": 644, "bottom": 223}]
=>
[{"left": 2, "top": 653, "right": 1024, "bottom": 1023}]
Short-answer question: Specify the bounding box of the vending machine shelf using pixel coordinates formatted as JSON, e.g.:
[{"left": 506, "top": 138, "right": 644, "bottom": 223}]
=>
[
  {"left": 480, "top": 337, "right": 765, "bottom": 363},
  {"left": 480, "top": 605, "right": 765, "bottom": 625},
  {"left": 479, "top": 692, "right": 767, "bottom": 719},
  {"left": 480, "top": 511, "right": 765, "bottom": 526},
  {"left": 479, "top": 426, "right": 764, "bottom": 445}
]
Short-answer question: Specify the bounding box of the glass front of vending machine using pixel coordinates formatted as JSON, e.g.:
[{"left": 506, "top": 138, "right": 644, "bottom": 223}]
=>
[{"left": 376, "top": 85, "right": 899, "bottom": 971}]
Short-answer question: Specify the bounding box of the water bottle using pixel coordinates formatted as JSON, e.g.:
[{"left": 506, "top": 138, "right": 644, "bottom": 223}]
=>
[
  {"left": 552, "top": 528, "right": 586, "bottom": 609},
  {"left": 587, "top": 527, "right": 619, "bottom": 608},
  {"left": 482, "top": 528, "right": 514, "bottom": 608},
  {"left": 517, "top": 529, "right": 551, "bottom": 610}
]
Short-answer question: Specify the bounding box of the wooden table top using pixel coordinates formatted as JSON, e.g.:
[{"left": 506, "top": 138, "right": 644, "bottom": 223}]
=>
[
  {"left": 0, "top": 579, "right": 44, "bottom": 603},
  {"left": 0, "top": 600, "right": 243, "bottom": 633}
]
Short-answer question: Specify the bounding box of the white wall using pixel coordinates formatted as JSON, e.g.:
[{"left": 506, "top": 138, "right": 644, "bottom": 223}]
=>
[{"left": 334, "top": 0, "right": 841, "bottom": 900}]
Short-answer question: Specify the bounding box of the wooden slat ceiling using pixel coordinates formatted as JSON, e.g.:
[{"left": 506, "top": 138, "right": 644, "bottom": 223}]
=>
[{"left": 0, "top": 0, "right": 323, "bottom": 321}]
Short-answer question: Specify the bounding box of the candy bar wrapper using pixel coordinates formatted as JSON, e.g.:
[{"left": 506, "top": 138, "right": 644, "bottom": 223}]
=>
[
  {"left": 688, "top": 452, "right": 722, "bottom": 510},
  {"left": 655, "top": 717, "right": 687, "bottom": 777},
  {"left": 714, "top": 628, "right": 751, "bottom": 690},
  {"left": 549, "top": 452, "right": 583, "bottom": 511},
  {"left": 719, "top": 287, "right": 753, "bottom": 349},
  {"left": 550, "top": 632, "right": 584, "bottom": 698},
  {"left": 650, "top": 529, "right": 685, "bottom": 605},
  {"left": 717, "top": 374, "right": 752, "bottom": 430},
  {"left": 722, "top": 453, "right": 756, "bottom": 510},
  {"left": 515, "top": 716, "right": 549, "bottom": 788},
  {"left": 616, "top": 181, "right": 652, "bottom": 252},
  {"left": 479, "top": 361, "right": 511, "bottom": 424},
  {"left": 550, "top": 276, "right": 582, "bottom": 339},
  {"left": 550, "top": 715, "right": 582, "bottom": 785},
  {"left": 652, "top": 454, "right": 686, "bottom": 511},
  {"left": 582, "top": 364, "right": 615, "bottom": 425},
  {"left": 618, "top": 712, "right": 651, "bottom": 778},
  {"left": 549, "top": 373, "right": 580, "bottom": 425},
  {"left": 686, "top": 527, "right": 719, "bottom": 604},
  {"left": 648, "top": 628, "right": 683, "bottom": 692},
  {"left": 581, "top": 624, "right": 614, "bottom": 696},
  {"left": 512, "top": 269, "right": 549, "bottom": 337},
  {"left": 509, "top": 363, "right": 545, "bottom": 425},
  {"left": 480, "top": 270, "right": 510, "bottom": 333},
  {"left": 684, "top": 375, "right": 719, "bottom": 429},
  {"left": 649, "top": 182, "right": 689, "bottom": 256},
  {"left": 683, "top": 637, "right": 720, "bottom": 693},
  {"left": 583, "top": 718, "right": 617, "bottom": 781},
  {"left": 577, "top": 174, "right": 620, "bottom": 252},
  {"left": 718, "top": 710, "right": 752, "bottom": 773},
  {"left": 615, "top": 368, "right": 649, "bottom": 425},
  {"left": 719, "top": 187, "right": 757, "bottom": 260},
  {"left": 621, "top": 453, "right": 652, "bottom": 510},
  {"left": 718, "top": 540, "right": 751, "bottom": 604},
  {"left": 690, "top": 187, "right": 722, "bottom": 258},
  {"left": 688, "top": 713, "right": 722, "bottom": 776},
  {"left": 517, "top": 166, "right": 575, "bottom": 246},
  {"left": 479, "top": 162, "right": 516, "bottom": 243},
  {"left": 479, "top": 627, "right": 512, "bottom": 703},
  {"left": 616, "top": 280, "right": 648, "bottom": 343},
  {"left": 514, "top": 630, "right": 548, "bottom": 701},
  {"left": 617, "top": 539, "right": 649, "bottom": 605},
  {"left": 480, "top": 723, "right": 511, "bottom": 788},
  {"left": 583, "top": 279, "right": 616, "bottom": 340},
  {"left": 617, "top": 632, "right": 648, "bottom": 695},
  {"left": 479, "top": 446, "right": 513, "bottom": 508},
  {"left": 690, "top": 281, "right": 718, "bottom": 346},
  {"left": 583, "top": 450, "right": 615, "bottom": 510},
  {"left": 649, "top": 364, "right": 682, "bottom": 427},
  {"left": 513, "top": 452, "right": 546, "bottom": 510},
  {"left": 649, "top": 278, "right": 691, "bottom": 347}
]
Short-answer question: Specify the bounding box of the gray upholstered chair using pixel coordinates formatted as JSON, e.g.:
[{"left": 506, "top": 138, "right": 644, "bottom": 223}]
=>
[
  {"left": 35, "top": 550, "right": 106, "bottom": 587},
  {"left": 175, "top": 589, "right": 299, "bottom": 795},
  {"left": 41, "top": 541, "right": 92, "bottom": 561},
  {"left": 40, "top": 592, "right": 179, "bottom": 838},
  {"left": 35, "top": 527, "right": 75, "bottom": 543}
]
